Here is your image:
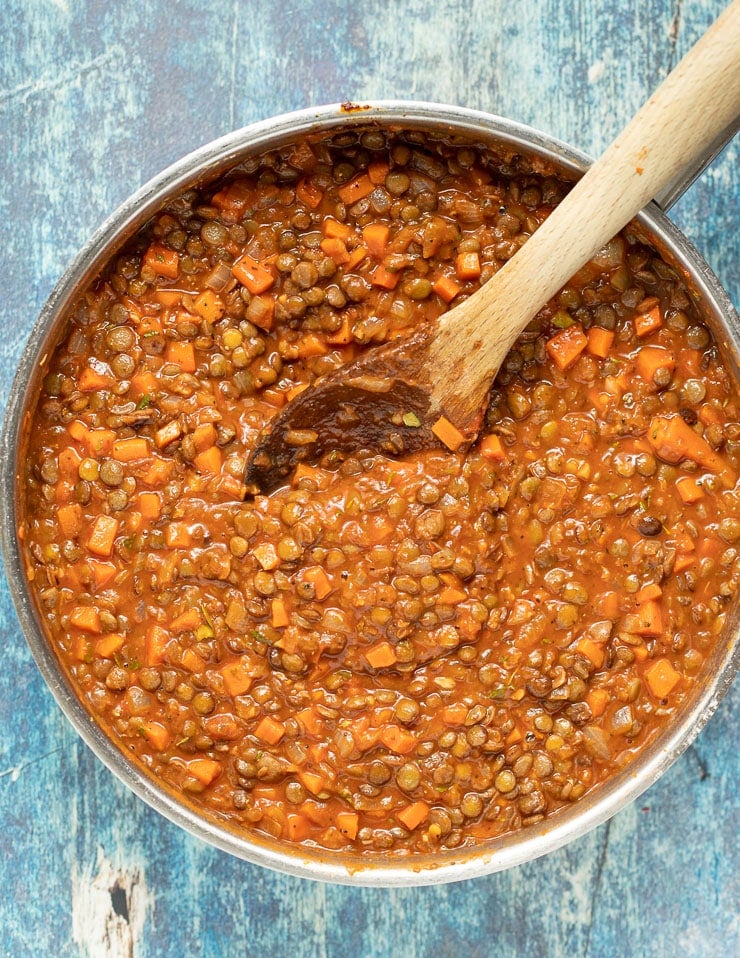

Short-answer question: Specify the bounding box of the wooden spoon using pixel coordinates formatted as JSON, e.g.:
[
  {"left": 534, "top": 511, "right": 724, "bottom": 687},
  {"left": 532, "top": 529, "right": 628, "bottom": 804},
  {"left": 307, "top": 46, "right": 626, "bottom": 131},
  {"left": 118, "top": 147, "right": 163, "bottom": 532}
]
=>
[{"left": 246, "top": 0, "right": 740, "bottom": 494}]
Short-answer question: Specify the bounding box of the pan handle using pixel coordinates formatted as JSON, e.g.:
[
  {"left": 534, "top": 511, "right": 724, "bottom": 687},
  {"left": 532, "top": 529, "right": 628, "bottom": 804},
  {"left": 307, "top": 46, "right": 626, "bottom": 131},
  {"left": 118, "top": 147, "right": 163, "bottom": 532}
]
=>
[{"left": 655, "top": 117, "right": 739, "bottom": 211}]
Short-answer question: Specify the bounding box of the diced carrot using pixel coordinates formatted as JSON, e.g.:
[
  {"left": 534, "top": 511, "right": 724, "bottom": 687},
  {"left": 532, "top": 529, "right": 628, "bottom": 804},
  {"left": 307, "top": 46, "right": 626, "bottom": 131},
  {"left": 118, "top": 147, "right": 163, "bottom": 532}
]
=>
[
  {"left": 586, "top": 688, "right": 610, "bottom": 718},
  {"left": 138, "top": 491, "right": 161, "bottom": 520},
  {"left": 137, "top": 314, "right": 163, "bottom": 339},
  {"left": 370, "top": 264, "right": 401, "bottom": 290},
  {"left": 432, "top": 274, "right": 461, "bottom": 304},
  {"left": 586, "top": 326, "right": 615, "bottom": 358},
  {"left": 170, "top": 608, "right": 202, "bottom": 633},
  {"left": 271, "top": 597, "right": 290, "bottom": 629},
  {"left": 438, "top": 586, "right": 467, "bottom": 605},
  {"left": 547, "top": 324, "right": 588, "bottom": 371},
  {"left": 368, "top": 159, "right": 390, "bottom": 185},
  {"left": 285, "top": 814, "right": 312, "bottom": 842},
  {"left": 636, "top": 583, "right": 662, "bottom": 604},
  {"left": 594, "top": 591, "right": 620, "bottom": 619},
  {"left": 181, "top": 647, "right": 206, "bottom": 673},
  {"left": 346, "top": 246, "right": 368, "bottom": 270},
  {"left": 221, "top": 660, "right": 254, "bottom": 697},
  {"left": 320, "top": 236, "right": 351, "bottom": 265},
  {"left": 192, "top": 290, "right": 225, "bottom": 323},
  {"left": 298, "top": 771, "right": 326, "bottom": 796},
  {"left": 634, "top": 300, "right": 662, "bottom": 337},
  {"left": 296, "top": 707, "right": 322, "bottom": 735},
  {"left": 645, "top": 657, "right": 681, "bottom": 699},
  {"left": 78, "top": 365, "right": 114, "bottom": 392},
  {"left": 295, "top": 178, "right": 323, "bottom": 209},
  {"left": 635, "top": 346, "right": 675, "bottom": 383},
  {"left": 69, "top": 606, "right": 102, "bottom": 634},
  {"left": 362, "top": 223, "right": 390, "bottom": 258},
  {"left": 188, "top": 758, "right": 221, "bottom": 787},
  {"left": 279, "top": 385, "right": 307, "bottom": 406},
  {"left": 192, "top": 423, "right": 217, "bottom": 452},
  {"left": 86, "top": 429, "right": 116, "bottom": 458},
  {"left": 255, "top": 716, "right": 285, "bottom": 745},
  {"left": 232, "top": 254, "right": 275, "bottom": 294},
  {"left": 211, "top": 179, "right": 253, "bottom": 216},
  {"left": 322, "top": 217, "right": 352, "bottom": 241},
  {"left": 262, "top": 387, "right": 287, "bottom": 409},
  {"left": 140, "top": 721, "right": 170, "bottom": 751},
  {"left": 633, "top": 599, "right": 663, "bottom": 637},
  {"left": 396, "top": 801, "right": 429, "bottom": 831},
  {"left": 379, "top": 725, "right": 417, "bottom": 754},
  {"left": 698, "top": 403, "right": 722, "bottom": 426},
  {"left": 164, "top": 340, "right": 196, "bottom": 373},
  {"left": 295, "top": 333, "right": 329, "bottom": 358},
  {"left": 676, "top": 476, "right": 705, "bottom": 504},
  {"left": 325, "top": 316, "right": 353, "bottom": 346},
  {"left": 193, "top": 446, "right": 222, "bottom": 474},
  {"left": 112, "top": 437, "right": 149, "bottom": 462},
  {"left": 143, "top": 457, "right": 174, "bottom": 486},
  {"left": 455, "top": 251, "right": 481, "bottom": 280},
  {"left": 365, "top": 641, "right": 397, "bottom": 669},
  {"left": 442, "top": 703, "right": 468, "bottom": 726},
  {"left": 505, "top": 725, "right": 523, "bottom": 745},
  {"left": 145, "top": 624, "right": 169, "bottom": 666},
  {"left": 647, "top": 414, "right": 735, "bottom": 485},
  {"left": 673, "top": 525, "right": 696, "bottom": 554},
  {"left": 336, "top": 811, "right": 359, "bottom": 840},
  {"left": 674, "top": 553, "right": 696, "bottom": 573},
  {"left": 57, "top": 503, "right": 83, "bottom": 538},
  {"left": 143, "top": 243, "right": 180, "bottom": 279},
  {"left": 301, "top": 566, "right": 333, "bottom": 600},
  {"left": 480, "top": 434, "right": 506, "bottom": 461},
  {"left": 165, "top": 523, "right": 192, "bottom": 548},
  {"left": 94, "top": 633, "right": 125, "bottom": 658},
  {"left": 577, "top": 637, "right": 605, "bottom": 669},
  {"left": 154, "top": 289, "right": 182, "bottom": 307},
  {"left": 130, "top": 370, "right": 158, "bottom": 400},
  {"left": 432, "top": 415, "right": 466, "bottom": 452},
  {"left": 58, "top": 446, "right": 83, "bottom": 480},
  {"left": 338, "top": 173, "right": 375, "bottom": 205},
  {"left": 88, "top": 560, "right": 117, "bottom": 589},
  {"left": 87, "top": 515, "right": 119, "bottom": 557}
]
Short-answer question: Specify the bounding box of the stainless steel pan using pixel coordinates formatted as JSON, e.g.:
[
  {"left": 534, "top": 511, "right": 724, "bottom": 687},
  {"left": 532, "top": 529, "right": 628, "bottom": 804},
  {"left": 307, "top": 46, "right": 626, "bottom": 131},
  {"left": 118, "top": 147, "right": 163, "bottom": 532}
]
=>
[{"left": 1, "top": 102, "right": 737, "bottom": 885}]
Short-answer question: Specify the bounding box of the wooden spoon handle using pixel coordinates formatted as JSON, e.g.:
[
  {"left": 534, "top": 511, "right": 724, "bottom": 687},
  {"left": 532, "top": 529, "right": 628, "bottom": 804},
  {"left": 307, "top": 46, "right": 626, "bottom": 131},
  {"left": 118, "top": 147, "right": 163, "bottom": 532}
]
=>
[{"left": 430, "top": 0, "right": 740, "bottom": 422}]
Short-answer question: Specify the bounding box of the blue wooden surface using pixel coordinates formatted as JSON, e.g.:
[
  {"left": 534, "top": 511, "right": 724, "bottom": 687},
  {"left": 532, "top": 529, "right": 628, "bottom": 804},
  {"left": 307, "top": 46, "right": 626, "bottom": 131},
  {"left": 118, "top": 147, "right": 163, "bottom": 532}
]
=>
[{"left": 1, "top": 1, "right": 737, "bottom": 955}]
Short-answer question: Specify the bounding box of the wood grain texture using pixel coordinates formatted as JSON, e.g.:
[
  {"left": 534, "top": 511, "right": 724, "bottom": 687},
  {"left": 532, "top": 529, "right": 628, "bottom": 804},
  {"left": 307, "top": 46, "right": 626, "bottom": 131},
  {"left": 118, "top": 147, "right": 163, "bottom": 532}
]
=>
[{"left": 0, "top": 1, "right": 737, "bottom": 956}]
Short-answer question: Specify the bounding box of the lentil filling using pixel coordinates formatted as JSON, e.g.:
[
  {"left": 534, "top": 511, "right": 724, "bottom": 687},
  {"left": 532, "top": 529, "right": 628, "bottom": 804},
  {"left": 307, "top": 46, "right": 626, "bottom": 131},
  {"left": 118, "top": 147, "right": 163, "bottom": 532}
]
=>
[{"left": 20, "top": 128, "right": 739, "bottom": 855}]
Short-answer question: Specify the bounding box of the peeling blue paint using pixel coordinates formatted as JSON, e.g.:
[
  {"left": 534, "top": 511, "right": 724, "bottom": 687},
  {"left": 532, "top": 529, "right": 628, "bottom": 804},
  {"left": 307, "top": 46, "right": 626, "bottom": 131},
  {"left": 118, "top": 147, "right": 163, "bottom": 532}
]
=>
[{"left": 0, "top": 1, "right": 737, "bottom": 955}]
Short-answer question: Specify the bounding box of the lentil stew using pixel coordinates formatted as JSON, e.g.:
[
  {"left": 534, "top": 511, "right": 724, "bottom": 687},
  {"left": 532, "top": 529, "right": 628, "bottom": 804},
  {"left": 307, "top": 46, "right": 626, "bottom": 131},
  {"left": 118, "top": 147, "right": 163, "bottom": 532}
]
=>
[{"left": 19, "top": 125, "right": 739, "bottom": 859}]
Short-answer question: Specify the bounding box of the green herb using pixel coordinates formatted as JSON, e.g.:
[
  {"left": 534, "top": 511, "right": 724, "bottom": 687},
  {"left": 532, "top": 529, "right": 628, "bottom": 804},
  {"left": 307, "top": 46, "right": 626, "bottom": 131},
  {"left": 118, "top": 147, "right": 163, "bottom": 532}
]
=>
[
  {"left": 402, "top": 411, "right": 422, "bottom": 428},
  {"left": 488, "top": 686, "right": 511, "bottom": 700},
  {"left": 136, "top": 394, "right": 152, "bottom": 409},
  {"left": 127, "top": 658, "right": 141, "bottom": 671}
]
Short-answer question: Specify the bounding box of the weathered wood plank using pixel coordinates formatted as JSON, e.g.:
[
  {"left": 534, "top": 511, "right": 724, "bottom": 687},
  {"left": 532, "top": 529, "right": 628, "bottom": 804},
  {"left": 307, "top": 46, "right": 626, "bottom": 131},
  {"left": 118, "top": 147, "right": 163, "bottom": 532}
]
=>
[{"left": 0, "top": 1, "right": 736, "bottom": 956}]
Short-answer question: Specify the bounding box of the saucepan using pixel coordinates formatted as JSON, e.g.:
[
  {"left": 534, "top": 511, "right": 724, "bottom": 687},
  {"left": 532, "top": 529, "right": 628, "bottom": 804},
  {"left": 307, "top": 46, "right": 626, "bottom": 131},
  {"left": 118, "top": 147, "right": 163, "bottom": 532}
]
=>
[{"left": 1, "top": 99, "right": 738, "bottom": 885}]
